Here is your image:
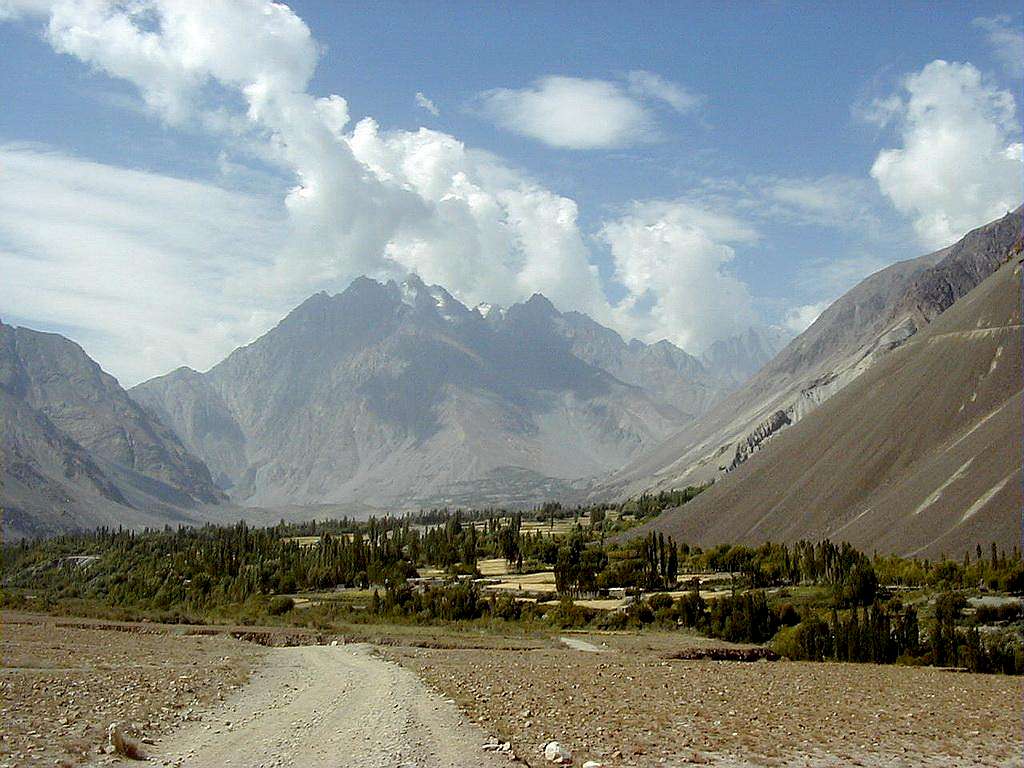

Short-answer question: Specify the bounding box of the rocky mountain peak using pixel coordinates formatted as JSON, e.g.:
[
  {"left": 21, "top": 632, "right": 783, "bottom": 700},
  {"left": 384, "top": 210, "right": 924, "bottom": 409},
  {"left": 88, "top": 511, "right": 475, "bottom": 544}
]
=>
[
  {"left": 128, "top": 274, "right": 754, "bottom": 511},
  {"left": 519, "top": 292, "right": 559, "bottom": 316}
]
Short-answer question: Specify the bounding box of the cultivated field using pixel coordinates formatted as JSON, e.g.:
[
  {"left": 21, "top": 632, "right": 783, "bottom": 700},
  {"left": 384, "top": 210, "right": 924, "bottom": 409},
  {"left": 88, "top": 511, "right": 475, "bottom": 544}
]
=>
[{"left": 463, "top": 558, "right": 740, "bottom": 609}]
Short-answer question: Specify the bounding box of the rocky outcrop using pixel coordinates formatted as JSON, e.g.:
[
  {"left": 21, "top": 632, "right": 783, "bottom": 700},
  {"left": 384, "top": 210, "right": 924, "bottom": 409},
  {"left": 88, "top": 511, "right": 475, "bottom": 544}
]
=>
[{"left": 727, "top": 409, "right": 792, "bottom": 472}]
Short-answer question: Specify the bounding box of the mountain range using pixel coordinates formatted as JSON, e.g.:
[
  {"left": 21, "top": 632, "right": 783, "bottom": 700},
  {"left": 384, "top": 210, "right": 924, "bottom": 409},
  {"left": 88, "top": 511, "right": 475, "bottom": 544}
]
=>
[
  {"left": 130, "top": 275, "right": 773, "bottom": 510},
  {"left": 3, "top": 206, "right": 1019, "bottom": 554}
]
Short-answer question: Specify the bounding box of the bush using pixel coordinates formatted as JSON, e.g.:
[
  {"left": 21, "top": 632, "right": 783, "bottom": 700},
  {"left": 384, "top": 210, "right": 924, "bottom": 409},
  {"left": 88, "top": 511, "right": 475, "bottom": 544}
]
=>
[
  {"left": 595, "top": 609, "right": 629, "bottom": 630},
  {"left": 772, "top": 625, "right": 799, "bottom": 659},
  {"left": 772, "top": 617, "right": 832, "bottom": 661},
  {"left": 793, "top": 616, "right": 832, "bottom": 660},
  {"left": 776, "top": 603, "right": 801, "bottom": 627},
  {"left": 648, "top": 593, "right": 674, "bottom": 612},
  {"left": 545, "top": 597, "right": 595, "bottom": 628},
  {"left": 268, "top": 596, "right": 295, "bottom": 615},
  {"left": 707, "top": 590, "right": 777, "bottom": 643},
  {"left": 625, "top": 600, "right": 655, "bottom": 625},
  {"left": 492, "top": 594, "right": 522, "bottom": 621}
]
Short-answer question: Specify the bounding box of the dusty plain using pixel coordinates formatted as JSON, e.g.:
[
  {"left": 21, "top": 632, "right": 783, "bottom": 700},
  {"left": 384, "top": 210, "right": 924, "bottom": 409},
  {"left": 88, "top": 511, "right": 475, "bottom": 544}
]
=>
[
  {"left": 0, "top": 614, "right": 263, "bottom": 767},
  {"left": 2, "top": 612, "right": 1021, "bottom": 768},
  {"left": 389, "top": 632, "right": 1023, "bottom": 767}
]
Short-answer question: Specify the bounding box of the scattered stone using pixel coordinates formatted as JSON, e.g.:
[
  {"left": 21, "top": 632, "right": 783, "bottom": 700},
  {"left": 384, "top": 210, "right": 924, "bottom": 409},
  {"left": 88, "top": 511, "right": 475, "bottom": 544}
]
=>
[
  {"left": 108, "top": 722, "right": 147, "bottom": 760},
  {"left": 544, "top": 740, "right": 572, "bottom": 764}
]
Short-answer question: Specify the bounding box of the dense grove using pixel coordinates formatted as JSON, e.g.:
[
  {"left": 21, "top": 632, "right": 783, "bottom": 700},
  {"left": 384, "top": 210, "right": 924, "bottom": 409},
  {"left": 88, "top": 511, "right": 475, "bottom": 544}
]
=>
[{"left": 2, "top": 497, "right": 1021, "bottom": 675}]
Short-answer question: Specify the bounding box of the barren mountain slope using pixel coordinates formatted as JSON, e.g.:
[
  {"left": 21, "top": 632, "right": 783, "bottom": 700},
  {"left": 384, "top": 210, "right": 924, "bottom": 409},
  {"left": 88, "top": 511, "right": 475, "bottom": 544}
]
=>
[
  {"left": 599, "top": 206, "right": 1022, "bottom": 499},
  {"left": 636, "top": 255, "right": 1023, "bottom": 557},
  {"left": 133, "top": 276, "right": 749, "bottom": 509},
  {"left": 0, "top": 321, "right": 224, "bottom": 539}
]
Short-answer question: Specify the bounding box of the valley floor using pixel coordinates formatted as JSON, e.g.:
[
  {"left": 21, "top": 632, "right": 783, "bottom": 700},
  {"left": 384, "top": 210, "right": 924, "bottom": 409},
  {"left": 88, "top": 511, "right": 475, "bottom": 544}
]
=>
[
  {"left": 389, "top": 633, "right": 1023, "bottom": 767},
  {"left": 1, "top": 613, "right": 1020, "bottom": 768}
]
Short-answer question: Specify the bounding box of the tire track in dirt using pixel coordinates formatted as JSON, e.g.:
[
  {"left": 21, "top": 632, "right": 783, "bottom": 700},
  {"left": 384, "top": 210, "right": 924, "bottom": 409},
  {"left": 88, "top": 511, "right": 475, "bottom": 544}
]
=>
[{"left": 109, "top": 644, "right": 510, "bottom": 768}]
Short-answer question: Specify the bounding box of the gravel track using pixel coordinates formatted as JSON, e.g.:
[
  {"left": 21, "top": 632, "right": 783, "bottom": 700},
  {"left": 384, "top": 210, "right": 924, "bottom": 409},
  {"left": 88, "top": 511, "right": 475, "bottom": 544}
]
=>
[{"left": 114, "top": 644, "right": 509, "bottom": 768}]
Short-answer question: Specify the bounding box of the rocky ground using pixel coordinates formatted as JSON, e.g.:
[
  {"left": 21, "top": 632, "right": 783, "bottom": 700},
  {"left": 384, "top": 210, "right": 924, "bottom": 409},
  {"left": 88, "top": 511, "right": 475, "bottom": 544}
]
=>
[
  {"left": 0, "top": 614, "right": 263, "bottom": 767},
  {"left": 386, "top": 631, "right": 1024, "bottom": 767},
  {"left": 3, "top": 612, "right": 1021, "bottom": 768}
]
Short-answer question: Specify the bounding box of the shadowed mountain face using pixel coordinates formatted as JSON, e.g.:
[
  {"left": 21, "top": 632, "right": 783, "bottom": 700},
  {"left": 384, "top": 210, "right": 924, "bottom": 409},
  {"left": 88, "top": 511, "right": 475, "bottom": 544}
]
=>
[
  {"left": 598, "top": 206, "right": 1023, "bottom": 500},
  {"left": 131, "top": 276, "right": 765, "bottom": 509},
  {"left": 634, "top": 251, "right": 1023, "bottom": 557},
  {"left": 0, "top": 321, "right": 225, "bottom": 540}
]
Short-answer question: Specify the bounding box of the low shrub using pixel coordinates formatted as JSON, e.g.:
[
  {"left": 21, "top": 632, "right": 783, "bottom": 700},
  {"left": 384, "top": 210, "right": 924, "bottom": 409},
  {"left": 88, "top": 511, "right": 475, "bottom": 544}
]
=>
[{"left": 268, "top": 596, "right": 295, "bottom": 615}]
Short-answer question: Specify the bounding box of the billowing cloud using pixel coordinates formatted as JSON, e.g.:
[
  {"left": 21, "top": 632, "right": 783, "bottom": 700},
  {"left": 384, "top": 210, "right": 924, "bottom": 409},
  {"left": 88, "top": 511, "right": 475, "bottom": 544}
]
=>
[
  {"left": 343, "top": 120, "right": 610, "bottom": 320},
  {"left": 868, "top": 60, "right": 1023, "bottom": 249},
  {"left": 973, "top": 16, "right": 1024, "bottom": 79},
  {"left": 2, "top": 1, "right": 798, "bottom": 384},
  {"left": 46, "top": 0, "right": 318, "bottom": 127},
  {"left": 36, "top": 2, "right": 611, "bottom": 320},
  {"left": 601, "top": 201, "right": 760, "bottom": 351},
  {"left": 415, "top": 91, "right": 439, "bottom": 116},
  {"left": 0, "top": 0, "right": 619, "bottom": 380}
]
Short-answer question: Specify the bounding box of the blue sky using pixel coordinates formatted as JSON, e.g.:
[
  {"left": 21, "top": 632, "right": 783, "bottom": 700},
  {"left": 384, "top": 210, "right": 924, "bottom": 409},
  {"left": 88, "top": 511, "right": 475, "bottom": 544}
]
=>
[{"left": 0, "top": 1, "right": 1021, "bottom": 384}]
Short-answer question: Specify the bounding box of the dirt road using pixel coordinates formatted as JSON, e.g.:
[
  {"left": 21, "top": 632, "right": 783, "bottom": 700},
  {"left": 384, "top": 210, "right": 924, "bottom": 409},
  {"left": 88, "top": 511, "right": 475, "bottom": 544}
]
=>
[{"left": 112, "top": 643, "right": 510, "bottom": 768}]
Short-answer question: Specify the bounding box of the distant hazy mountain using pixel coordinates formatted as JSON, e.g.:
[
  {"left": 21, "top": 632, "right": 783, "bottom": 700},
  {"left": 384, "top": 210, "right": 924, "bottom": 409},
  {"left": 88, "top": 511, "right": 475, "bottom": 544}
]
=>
[
  {"left": 635, "top": 246, "right": 1023, "bottom": 557},
  {"left": 0, "top": 321, "right": 225, "bottom": 539},
  {"left": 597, "top": 205, "right": 1023, "bottom": 500},
  {"left": 132, "top": 275, "right": 764, "bottom": 509},
  {"left": 700, "top": 326, "right": 787, "bottom": 388}
]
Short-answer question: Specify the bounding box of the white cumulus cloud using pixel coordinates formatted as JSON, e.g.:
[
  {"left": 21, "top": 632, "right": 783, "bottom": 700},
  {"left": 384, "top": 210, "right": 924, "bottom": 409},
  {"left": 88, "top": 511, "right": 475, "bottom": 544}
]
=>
[
  {"left": 474, "top": 71, "right": 702, "bottom": 150},
  {"left": 601, "top": 201, "right": 760, "bottom": 352},
  {"left": 476, "top": 75, "right": 657, "bottom": 149},
  {"left": 868, "top": 60, "right": 1023, "bottom": 249},
  {"left": 0, "top": 0, "right": 622, "bottom": 380},
  {"left": 2, "top": 1, "right": 790, "bottom": 385}
]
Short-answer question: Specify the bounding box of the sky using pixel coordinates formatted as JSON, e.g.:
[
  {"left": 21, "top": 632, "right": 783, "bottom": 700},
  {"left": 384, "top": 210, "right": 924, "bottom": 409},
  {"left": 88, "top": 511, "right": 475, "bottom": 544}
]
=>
[{"left": 0, "top": 0, "right": 1021, "bottom": 386}]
